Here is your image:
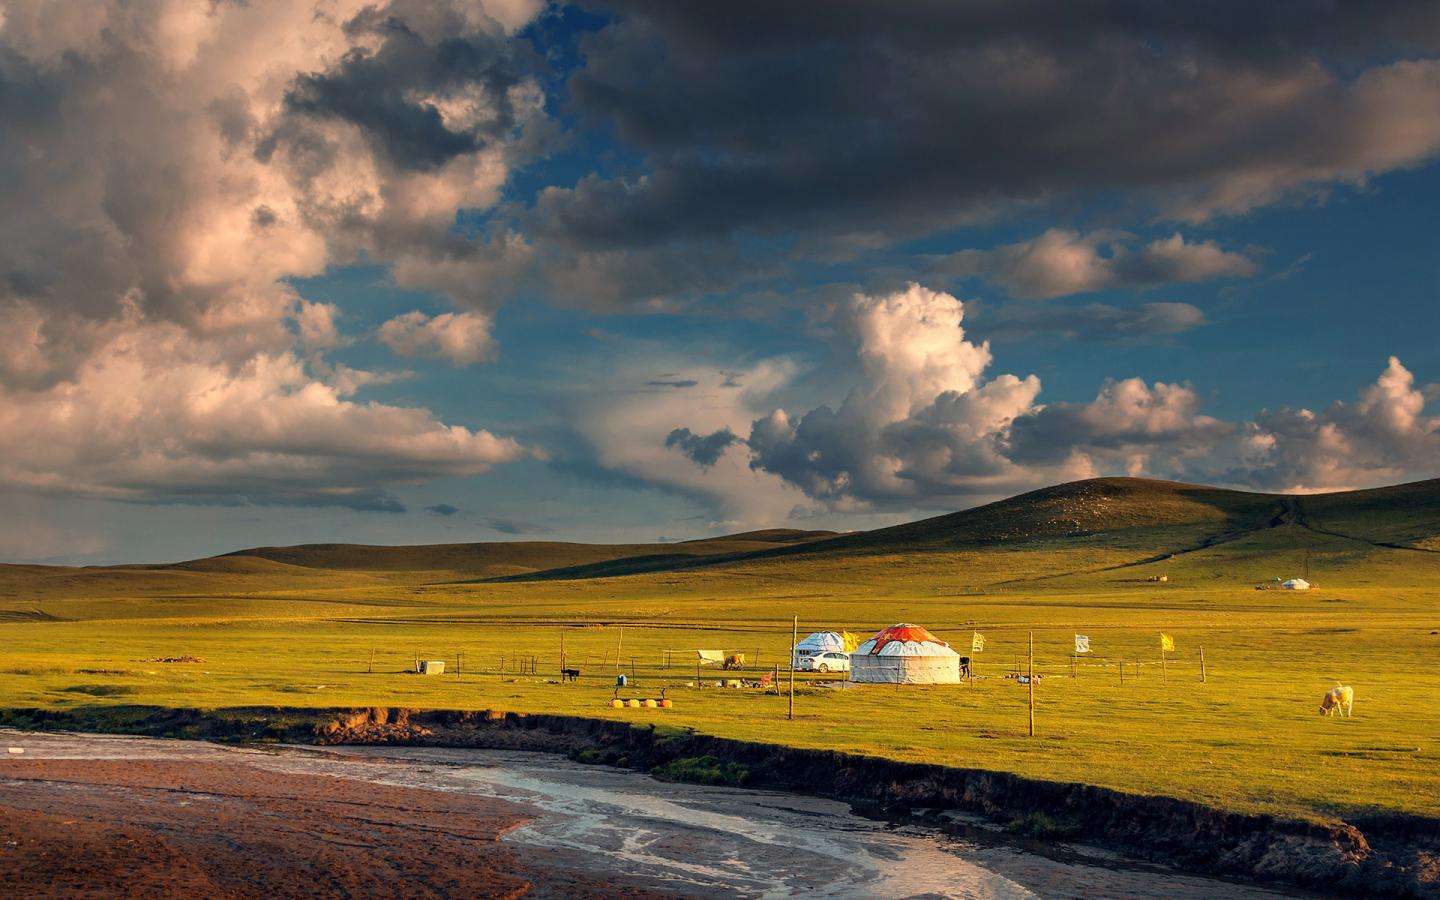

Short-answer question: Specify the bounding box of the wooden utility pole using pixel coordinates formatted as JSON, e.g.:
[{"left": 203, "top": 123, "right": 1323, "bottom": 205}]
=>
[
  {"left": 1119, "top": 655, "right": 1124, "bottom": 685},
  {"left": 1161, "top": 647, "right": 1167, "bottom": 681},
  {"left": 615, "top": 625, "right": 624, "bottom": 675},
  {"left": 788, "top": 615, "right": 797, "bottom": 721},
  {"left": 1027, "top": 631, "right": 1035, "bottom": 737},
  {"left": 368, "top": 648, "right": 374, "bottom": 674},
  {"left": 1200, "top": 647, "right": 1207, "bottom": 683}
]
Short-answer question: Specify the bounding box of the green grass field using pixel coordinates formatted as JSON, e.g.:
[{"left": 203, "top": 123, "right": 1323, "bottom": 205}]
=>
[{"left": 4, "top": 478, "right": 1439, "bottom": 827}]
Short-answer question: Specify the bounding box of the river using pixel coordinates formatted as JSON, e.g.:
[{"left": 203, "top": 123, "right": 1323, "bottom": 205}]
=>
[{"left": 1, "top": 731, "right": 1291, "bottom": 898}]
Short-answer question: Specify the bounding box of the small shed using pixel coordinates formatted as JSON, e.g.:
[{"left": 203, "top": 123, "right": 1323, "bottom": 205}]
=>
[
  {"left": 417, "top": 660, "right": 446, "bottom": 674},
  {"left": 1281, "top": 578, "right": 1311, "bottom": 591}
]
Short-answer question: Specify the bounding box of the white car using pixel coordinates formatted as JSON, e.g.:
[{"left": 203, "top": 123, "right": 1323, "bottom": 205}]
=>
[{"left": 796, "top": 651, "right": 851, "bottom": 673}]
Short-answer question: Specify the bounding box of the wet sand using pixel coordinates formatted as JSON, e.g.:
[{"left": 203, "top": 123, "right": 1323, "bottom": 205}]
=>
[{"left": 0, "top": 753, "right": 656, "bottom": 898}]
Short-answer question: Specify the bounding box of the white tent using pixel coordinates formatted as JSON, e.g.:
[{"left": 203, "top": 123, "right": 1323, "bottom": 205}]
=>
[
  {"left": 849, "top": 624, "right": 961, "bottom": 684},
  {"left": 1282, "top": 578, "right": 1311, "bottom": 590},
  {"left": 793, "top": 631, "right": 846, "bottom": 660}
]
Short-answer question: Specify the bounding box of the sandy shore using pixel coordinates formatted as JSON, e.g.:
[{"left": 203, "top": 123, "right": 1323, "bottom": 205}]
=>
[{"left": 0, "top": 756, "right": 663, "bottom": 898}]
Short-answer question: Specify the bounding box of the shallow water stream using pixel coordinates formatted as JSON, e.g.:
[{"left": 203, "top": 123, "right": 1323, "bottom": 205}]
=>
[{"left": 5, "top": 731, "right": 1291, "bottom": 898}]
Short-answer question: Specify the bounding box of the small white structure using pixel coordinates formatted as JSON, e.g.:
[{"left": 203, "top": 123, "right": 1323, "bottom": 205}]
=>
[
  {"left": 849, "top": 624, "right": 961, "bottom": 685},
  {"left": 1282, "top": 578, "right": 1311, "bottom": 590},
  {"left": 417, "top": 659, "right": 446, "bottom": 675},
  {"left": 792, "top": 631, "right": 846, "bottom": 666}
]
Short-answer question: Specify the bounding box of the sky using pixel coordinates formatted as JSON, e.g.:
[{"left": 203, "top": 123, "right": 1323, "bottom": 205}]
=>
[{"left": 3, "top": 1, "right": 1440, "bottom": 564}]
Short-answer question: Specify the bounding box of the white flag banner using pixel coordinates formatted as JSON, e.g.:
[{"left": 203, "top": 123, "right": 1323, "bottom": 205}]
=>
[
  {"left": 971, "top": 632, "right": 985, "bottom": 653},
  {"left": 1074, "top": 634, "right": 1090, "bottom": 654}
]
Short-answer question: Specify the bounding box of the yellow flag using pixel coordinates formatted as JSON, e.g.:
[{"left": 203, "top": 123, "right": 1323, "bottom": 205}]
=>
[
  {"left": 841, "top": 631, "right": 861, "bottom": 652},
  {"left": 971, "top": 631, "right": 985, "bottom": 653},
  {"left": 1160, "top": 633, "right": 1175, "bottom": 652}
]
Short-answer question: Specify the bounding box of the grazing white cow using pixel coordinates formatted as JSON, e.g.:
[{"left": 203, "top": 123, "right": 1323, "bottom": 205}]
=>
[{"left": 1319, "top": 685, "right": 1354, "bottom": 718}]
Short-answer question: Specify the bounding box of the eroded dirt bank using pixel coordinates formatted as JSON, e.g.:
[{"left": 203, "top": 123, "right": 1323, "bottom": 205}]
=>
[{"left": 4, "top": 705, "right": 1437, "bottom": 897}]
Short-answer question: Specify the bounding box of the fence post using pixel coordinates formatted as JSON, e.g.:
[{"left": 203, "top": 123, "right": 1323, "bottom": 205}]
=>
[
  {"left": 1027, "top": 631, "right": 1035, "bottom": 738},
  {"left": 1200, "top": 647, "right": 1207, "bottom": 683},
  {"left": 788, "top": 615, "right": 797, "bottom": 721}
]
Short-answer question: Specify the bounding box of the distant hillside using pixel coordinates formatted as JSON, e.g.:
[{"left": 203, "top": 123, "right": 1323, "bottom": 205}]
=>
[
  {"left": 0, "top": 528, "right": 839, "bottom": 602},
  {"left": 496, "top": 476, "right": 1440, "bottom": 582},
  {"left": 805, "top": 478, "right": 1283, "bottom": 552},
  {"left": 212, "top": 529, "right": 837, "bottom": 579},
  {"left": 7, "top": 476, "right": 1440, "bottom": 596}
]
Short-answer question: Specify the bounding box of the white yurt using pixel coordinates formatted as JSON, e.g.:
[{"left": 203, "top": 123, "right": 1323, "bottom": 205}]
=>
[
  {"left": 849, "top": 623, "right": 961, "bottom": 684},
  {"left": 1282, "top": 578, "right": 1311, "bottom": 590},
  {"left": 792, "top": 631, "right": 846, "bottom": 665}
]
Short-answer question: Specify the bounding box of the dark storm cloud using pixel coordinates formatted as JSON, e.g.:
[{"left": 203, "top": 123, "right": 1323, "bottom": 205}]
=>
[
  {"left": 545, "top": 0, "right": 1440, "bottom": 250},
  {"left": 646, "top": 378, "right": 698, "bottom": 388},
  {"left": 279, "top": 13, "right": 537, "bottom": 171},
  {"left": 665, "top": 426, "right": 741, "bottom": 468},
  {"left": 425, "top": 503, "right": 462, "bottom": 516}
]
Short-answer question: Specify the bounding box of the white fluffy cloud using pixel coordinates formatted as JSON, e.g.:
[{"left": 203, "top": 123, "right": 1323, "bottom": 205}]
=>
[
  {"left": 569, "top": 361, "right": 810, "bottom": 525},
  {"left": 656, "top": 284, "right": 1439, "bottom": 510},
  {"left": 0, "top": 313, "right": 524, "bottom": 511},
  {"left": 1238, "top": 357, "right": 1440, "bottom": 493},
  {"left": 742, "top": 285, "right": 1047, "bottom": 504},
  {"left": 378, "top": 310, "right": 497, "bottom": 365},
  {"left": 939, "top": 230, "right": 1257, "bottom": 299},
  {"left": 0, "top": 0, "right": 542, "bottom": 508}
]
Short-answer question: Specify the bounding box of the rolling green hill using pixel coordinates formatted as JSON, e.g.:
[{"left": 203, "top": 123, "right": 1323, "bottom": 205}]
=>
[
  {"left": 0, "top": 528, "right": 840, "bottom": 602},
  {"left": 497, "top": 476, "right": 1440, "bottom": 584}
]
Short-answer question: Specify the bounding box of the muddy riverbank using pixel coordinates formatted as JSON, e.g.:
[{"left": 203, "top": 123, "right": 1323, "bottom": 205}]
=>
[
  {"left": 2, "top": 730, "right": 1294, "bottom": 898},
  {"left": 3, "top": 705, "right": 1436, "bottom": 896},
  {"left": 0, "top": 742, "right": 659, "bottom": 897}
]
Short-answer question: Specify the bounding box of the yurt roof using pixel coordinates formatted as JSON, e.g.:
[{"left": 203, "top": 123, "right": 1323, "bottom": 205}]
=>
[
  {"left": 855, "top": 623, "right": 958, "bottom": 657},
  {"left": 794, "top": 631, "right": 845, "bottom": 650}
]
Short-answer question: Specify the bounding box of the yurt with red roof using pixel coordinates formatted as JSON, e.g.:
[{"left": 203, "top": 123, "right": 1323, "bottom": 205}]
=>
[{"left": 849, "top": 623, "right": 961, "bottom": 684}]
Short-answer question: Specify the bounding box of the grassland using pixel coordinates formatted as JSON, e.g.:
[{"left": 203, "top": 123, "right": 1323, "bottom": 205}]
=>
[{"left": 3, "top": 478, "right": 1439, "bottom": 828}]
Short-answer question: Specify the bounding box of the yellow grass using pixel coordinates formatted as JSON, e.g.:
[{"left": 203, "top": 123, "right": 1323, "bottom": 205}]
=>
[{"left": 3, "top": 478, "right": 1439, "bottom": 826}]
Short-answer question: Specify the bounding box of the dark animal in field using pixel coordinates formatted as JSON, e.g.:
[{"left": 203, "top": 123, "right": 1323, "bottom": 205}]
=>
[{"left": 561, "top": 668, "right": 580, "bottom": 682}]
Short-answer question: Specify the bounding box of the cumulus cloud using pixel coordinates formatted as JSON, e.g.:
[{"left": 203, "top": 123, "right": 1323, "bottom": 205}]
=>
[
  {"left": 293, "top": 300, "right": 343, "bottom": 348},
  {"left": 0, "top": 316, "right": 526, "bottom": 511},
  {"left": 0, "top": 0, "right": 541, "bottom": 508},
  {"left": 568, "top": 361, "right": 809, "bottom": 525},
  {"left": 378, "top": 310, "right": 496, "bottom": 365},
  {"left": 938, "top": 231, "right": 1257, "bottom": 299},
  {"left": 1006, "top": 379, "right": 1232, "bottom": 471},
  {"left": 742, "top": 284, "right": 1045, "bottom": 505},
  {"left": 652, "top": 283, "right": 1439, "bottom": 509},
  {"left": 1236, "top": 357, "right": 1440, "bottom": 492}
]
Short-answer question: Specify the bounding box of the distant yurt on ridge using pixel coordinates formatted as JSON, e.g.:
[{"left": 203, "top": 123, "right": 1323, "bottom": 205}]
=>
[
  {"left": 849, "top": 623, "right": 961, "bottom": 684},
  {"left": 1282, "top": 578, "right": 1311, "bottom": 590}
]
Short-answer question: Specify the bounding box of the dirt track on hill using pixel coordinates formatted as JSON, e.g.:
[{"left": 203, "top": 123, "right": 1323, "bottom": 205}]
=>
[{"left": 0, "top": 757, "right": 660, "bottom": 898}]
